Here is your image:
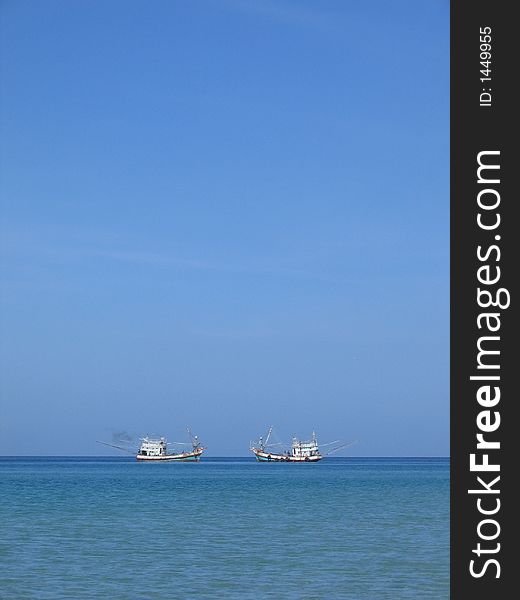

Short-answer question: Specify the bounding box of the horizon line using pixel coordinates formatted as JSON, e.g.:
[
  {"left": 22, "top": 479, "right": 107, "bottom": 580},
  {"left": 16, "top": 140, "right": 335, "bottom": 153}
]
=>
[{"left": 0, "top": 454, "right": 451, "bottom": 459}]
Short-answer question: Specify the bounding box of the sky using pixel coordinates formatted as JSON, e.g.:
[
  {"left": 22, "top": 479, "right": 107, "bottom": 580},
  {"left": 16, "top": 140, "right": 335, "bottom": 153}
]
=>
[{"left": 0, "top": 0, "right": 449, "bottom": 456}]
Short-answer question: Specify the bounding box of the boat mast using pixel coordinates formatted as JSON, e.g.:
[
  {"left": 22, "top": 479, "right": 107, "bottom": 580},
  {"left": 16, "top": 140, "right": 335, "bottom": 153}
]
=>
[
  {"left": 187, "top": 427, "right": 200, "bottom": 451},
  {"left": 264, "top": 426, "right": 273, "bottom": 448}
]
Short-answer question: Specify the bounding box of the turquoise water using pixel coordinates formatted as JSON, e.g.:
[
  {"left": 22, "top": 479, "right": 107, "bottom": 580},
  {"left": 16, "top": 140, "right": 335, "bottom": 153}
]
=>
[{"left": 0, "top": 457, "right": 449, "bottom": 599}]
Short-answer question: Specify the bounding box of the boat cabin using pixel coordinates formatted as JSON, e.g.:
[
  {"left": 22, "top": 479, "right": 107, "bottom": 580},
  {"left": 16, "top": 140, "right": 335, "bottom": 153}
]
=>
[
  {"left": 291, "top": 432, "right": 319, "bottom": 458},
  {"left": 138, "top": 437, "right": 168, "bottom": 457}
]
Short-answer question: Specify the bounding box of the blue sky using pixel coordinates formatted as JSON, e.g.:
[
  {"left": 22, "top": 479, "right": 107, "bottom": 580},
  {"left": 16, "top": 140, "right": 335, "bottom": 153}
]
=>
[{"left": 0, "top": 0, "right": 449, "bottom": 456}]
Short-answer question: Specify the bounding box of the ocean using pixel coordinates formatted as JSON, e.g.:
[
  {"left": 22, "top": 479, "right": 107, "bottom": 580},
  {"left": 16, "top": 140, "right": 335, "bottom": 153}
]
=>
[{"left": 0, "top": 457, "right": 449, "bottom": 599}]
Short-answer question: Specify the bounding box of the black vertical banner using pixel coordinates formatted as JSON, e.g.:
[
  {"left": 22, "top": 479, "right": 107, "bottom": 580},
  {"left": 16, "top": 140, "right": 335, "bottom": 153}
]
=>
[{"left": 451, "top": 1, "right": 516, "bottom": 598}]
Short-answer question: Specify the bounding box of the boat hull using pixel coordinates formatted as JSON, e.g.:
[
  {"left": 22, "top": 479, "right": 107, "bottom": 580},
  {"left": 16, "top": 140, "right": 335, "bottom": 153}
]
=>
[
  {"left": 251, "top": 449, "right": 322, "bottom": 462},
  {"left": 136, "top": 448, "right": 205, "bottom": 462}
]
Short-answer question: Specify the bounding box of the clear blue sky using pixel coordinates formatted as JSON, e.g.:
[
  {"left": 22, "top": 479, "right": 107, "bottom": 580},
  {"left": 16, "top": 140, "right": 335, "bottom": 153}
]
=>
[{"left": 0, "top": 0, "right": 449, "bottom": 456}]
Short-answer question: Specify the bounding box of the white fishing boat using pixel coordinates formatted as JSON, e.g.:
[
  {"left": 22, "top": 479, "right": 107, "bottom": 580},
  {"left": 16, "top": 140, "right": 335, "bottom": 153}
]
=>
[
  {"left": 97, "top": 428, "right": 206, "bottom": 461},
  {"left": 250, "top": 426, "right": 350, "bottom": 462},
  {"left": 135, "top": 436, "right": 204, "bottom": 461}
]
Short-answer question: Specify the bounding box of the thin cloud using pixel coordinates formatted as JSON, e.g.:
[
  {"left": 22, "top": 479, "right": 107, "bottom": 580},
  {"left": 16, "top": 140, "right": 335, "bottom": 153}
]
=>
[
  {"left": 93, "top": 249, "right": 208, "bottom": 270},
  {"left": 211, "top": 0, "right": 337, "bottom": 31},
  {"left": 92, "top": 247, "right": 341, "bottom": 283}
]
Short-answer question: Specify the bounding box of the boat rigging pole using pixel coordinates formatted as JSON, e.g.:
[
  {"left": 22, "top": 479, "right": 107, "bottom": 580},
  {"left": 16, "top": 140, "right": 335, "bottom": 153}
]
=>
[
  {"left": 96, "top": 440, "right": 136, "bottom": 455},
  {"left": 322, "top": 440, "right": 357, "bottom": 457}
]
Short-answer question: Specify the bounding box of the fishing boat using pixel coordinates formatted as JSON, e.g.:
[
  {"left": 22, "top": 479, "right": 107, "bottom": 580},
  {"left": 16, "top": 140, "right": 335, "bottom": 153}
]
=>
[
  {"left": 97, "top": 428, "right": 206, "bottom": 461},
  {"left": 250, "top": 426, "right": 350, "bottom": 462},
  {"left": 135, "top": 436, "right": 204, "bottom": 461}
]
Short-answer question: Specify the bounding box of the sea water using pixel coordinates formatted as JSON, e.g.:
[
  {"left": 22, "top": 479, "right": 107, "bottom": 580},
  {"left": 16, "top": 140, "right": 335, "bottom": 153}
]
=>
[{"left": 0, "top": 457, "right": 449, "bottom": 599}]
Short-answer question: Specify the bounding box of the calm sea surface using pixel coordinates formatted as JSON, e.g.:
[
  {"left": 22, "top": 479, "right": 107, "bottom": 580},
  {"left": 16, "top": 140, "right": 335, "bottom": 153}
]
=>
[{"left": 0, "top": 457, "right": 449, "bottom": 599}]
